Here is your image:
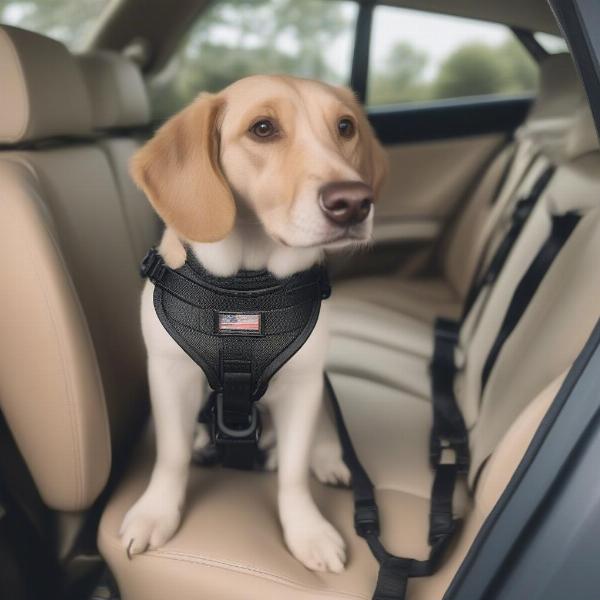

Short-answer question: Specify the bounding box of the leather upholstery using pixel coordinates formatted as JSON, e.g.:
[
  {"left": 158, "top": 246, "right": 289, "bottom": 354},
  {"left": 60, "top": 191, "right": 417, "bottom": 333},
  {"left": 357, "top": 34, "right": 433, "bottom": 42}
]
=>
[
  {"left": 78, "top": 50, "right": 150, "bottom": 130},
  {"left": 0, "top": 26, "right": 91, "bottom": 143},
  {"left": 77, "top": 50, "right": 161, "bottom": 258},
  {"left": 0, "top": 26, "right": 148, "bottom": 510},
  {"left": 329, "top": 53, "right": 587, "bottom": 364}
]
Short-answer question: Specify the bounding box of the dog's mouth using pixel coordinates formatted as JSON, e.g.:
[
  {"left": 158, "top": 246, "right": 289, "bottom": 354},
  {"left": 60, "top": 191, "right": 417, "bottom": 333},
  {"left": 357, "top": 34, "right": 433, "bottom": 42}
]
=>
[{"left": 273, "top": 228, "right": 370, "bottom": 249}]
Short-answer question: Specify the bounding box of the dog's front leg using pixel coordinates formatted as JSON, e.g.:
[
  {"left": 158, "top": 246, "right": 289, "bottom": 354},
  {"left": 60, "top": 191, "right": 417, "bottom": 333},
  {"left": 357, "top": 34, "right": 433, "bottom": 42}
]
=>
[
  {"left": 265, "top": 354, "right": 346, "bottom": 571},
  {"left": 120, "top": 284, "right": 205, "bottom": 556}
]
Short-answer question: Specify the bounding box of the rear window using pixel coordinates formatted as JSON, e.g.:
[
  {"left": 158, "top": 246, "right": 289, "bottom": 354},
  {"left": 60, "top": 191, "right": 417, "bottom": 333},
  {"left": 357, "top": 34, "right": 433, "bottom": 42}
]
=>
[
  {"left": 0, "top": 0, "right": 110, "bottom": 49},
  {"left": 149, "top": 0, "right": 358, "bottom": 119},
  {"left": 367, "top": 6, "right": 539, "bottom": 108}
]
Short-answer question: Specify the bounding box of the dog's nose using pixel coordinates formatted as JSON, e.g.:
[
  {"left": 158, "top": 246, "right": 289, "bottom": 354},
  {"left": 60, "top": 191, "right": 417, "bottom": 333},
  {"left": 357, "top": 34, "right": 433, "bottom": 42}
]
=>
[{"left": 319, "top": 181, "right": 373, "bottom": 226}]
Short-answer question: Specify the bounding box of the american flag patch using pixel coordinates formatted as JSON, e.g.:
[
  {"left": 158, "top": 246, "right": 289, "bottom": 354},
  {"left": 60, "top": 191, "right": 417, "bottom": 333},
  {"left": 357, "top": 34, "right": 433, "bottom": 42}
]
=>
[{"left": 218, "top": 312, "right": 261, "bottom": 333}]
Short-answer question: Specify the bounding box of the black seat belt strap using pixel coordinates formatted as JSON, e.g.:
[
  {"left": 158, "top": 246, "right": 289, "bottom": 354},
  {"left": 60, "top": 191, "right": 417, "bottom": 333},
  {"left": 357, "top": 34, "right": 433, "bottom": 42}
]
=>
[
  {"left": 428, "top": 166, "right": 557, "bottom": 426},
  {"left": 481, "top": 211, "right": 582, "bottom": 391},
  {"left": 462, "top": 164, "right": 556, "bottom": 320},
  {"left": 326, "top": 374, "right": 459, "bottom": 600},
  {"left": 430, "top": 319, "right": 470, "bottom": 473}
]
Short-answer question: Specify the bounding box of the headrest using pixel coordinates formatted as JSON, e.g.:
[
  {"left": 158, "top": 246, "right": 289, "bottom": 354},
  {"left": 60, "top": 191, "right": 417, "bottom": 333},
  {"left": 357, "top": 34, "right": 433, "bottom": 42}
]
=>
[
  {"left": 77, "top": 50, "right": 150, "bottom": 130},
  {"left": 564, "top": 103, "right": 600, "bottom": 160},
  {"left": 0, "top": 26, "right": 91, "bottom": 144},
  {"left": 527, "top": 53, "right": 585, "bottom": 122}
]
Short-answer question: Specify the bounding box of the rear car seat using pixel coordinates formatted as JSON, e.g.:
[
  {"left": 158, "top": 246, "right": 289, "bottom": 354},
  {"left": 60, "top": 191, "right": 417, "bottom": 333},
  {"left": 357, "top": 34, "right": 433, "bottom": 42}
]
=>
[
  {"left": 77, "top": 50, "right": 162, "bottom": 257},
  {"left": 327, "top": 54, "right": 586, "bottom": 395},
  {"left": 97, "top": 68, "right": 600, "bottom": 600},
  {"left": 329, "top": 53, "right": 586, "bottom": 350},
  {"left": 1, "top": 24, "right": 599, "bottom": 600}
]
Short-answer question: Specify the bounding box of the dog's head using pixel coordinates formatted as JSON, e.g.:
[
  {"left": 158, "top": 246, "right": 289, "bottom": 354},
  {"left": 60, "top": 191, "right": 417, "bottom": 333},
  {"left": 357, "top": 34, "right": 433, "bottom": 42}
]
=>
[{"left": 132, "top": 75, "right": 387, "bottom": 249}]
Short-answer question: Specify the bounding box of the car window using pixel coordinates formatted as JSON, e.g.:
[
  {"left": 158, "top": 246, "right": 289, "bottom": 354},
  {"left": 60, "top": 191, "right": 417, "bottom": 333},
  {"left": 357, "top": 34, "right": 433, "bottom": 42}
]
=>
[
  {"left": 367, "top": 6, "right": 538, "bottom": 107},
  {"left": 149, "top": 0, "right": 358, "bottom": 119},
  {"left": 0, "top": 0, "right": 109, "bottom": 49}
]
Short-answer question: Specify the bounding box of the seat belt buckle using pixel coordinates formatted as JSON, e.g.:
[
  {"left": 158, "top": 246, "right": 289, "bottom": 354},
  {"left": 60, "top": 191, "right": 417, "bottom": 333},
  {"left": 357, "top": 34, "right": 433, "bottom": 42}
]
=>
[
  {"left": 354, "top": 499, "right": 380, "bottom": 537},
  {"left": 140, "top": 247, "right": 165, "bottom": 280},
  {"left": 430, "top": 433, "right": 470, "bottom": 474}
]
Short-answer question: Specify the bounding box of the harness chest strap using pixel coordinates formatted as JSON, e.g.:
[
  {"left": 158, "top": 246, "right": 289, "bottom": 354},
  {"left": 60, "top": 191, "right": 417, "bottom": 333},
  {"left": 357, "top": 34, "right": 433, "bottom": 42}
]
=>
[{"left": 141, "top": 247, "right": 331, "bottom": 469}]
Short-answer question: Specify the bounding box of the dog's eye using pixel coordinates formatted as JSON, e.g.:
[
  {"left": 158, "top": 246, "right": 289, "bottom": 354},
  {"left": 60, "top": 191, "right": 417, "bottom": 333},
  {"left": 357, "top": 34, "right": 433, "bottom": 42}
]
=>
[
  {"left": 250, "top": 119, "right": 277, "bottom": 139},
  {"left": 338, "top": 117, "right": 355, "bottom": 139}
]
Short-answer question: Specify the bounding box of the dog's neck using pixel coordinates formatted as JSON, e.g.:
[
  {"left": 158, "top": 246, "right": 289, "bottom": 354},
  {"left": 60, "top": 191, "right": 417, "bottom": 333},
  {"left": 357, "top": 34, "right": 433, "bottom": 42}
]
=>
[{"left": 188, "top": 223, "right": 321, "bottom": 278}]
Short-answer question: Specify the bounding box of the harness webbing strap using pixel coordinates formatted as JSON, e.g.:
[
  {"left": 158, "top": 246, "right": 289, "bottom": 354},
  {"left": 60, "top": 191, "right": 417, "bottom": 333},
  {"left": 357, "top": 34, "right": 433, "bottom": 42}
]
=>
[
  {"left": 481, "top": 211, "right": 582, "bottom": 391},
  {"left": 430, "top": 318, "right": 470, "bottom": 473},
  {"left": 326, "top": 375, "right": 458, "bottom": 600}
]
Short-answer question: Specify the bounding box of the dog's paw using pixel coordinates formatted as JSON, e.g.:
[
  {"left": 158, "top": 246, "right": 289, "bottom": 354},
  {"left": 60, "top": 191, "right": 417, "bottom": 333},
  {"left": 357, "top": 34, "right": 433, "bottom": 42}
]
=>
[
  {"left": 310, "top": 442, "right": 351, "bottom": 487},
  {"left": 119, "top": 495, "right": 181, "bottom": 557},
  {"left": 284, "top": 517, "right": 346, "bottom": 573}
]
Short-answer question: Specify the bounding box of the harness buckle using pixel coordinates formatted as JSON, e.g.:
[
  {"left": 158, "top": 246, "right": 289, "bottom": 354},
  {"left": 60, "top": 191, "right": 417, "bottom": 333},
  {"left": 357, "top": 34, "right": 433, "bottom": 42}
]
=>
[
  {"left": 354, "top": 499, "right": 380, "bottom": 537},
  {"left": 140, "top": 248, "right": 165, "bottom": 280},
  {"left": 213, "top": 392, "right": 260, "bottom": 443},
  {"left": 430, "top": 432, "right": 470, "bottom": 473}
]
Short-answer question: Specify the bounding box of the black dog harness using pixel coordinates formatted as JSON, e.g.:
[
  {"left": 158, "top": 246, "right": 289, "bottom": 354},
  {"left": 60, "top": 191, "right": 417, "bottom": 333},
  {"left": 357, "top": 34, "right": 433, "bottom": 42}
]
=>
[{"left": 140, "top": 247, "right": 331, "bottom": 469}]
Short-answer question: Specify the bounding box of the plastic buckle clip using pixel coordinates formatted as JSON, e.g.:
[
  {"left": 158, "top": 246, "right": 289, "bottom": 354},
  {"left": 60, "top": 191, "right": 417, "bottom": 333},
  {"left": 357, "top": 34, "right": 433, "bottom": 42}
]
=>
[
  {"left": 430, "top": 433, "right": 470, "bottom": 474},
  {"left": 354, "top": 499, "right": 380, "bottom": 537},
  {"left": 140, "top": 248, "right": 164, "bottom": 280}
]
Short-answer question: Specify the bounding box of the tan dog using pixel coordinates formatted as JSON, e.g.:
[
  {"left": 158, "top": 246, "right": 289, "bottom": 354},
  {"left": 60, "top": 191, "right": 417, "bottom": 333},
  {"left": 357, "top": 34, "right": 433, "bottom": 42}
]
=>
[{"left": 121, "top": 75, "right": 387, "bottom": 572}]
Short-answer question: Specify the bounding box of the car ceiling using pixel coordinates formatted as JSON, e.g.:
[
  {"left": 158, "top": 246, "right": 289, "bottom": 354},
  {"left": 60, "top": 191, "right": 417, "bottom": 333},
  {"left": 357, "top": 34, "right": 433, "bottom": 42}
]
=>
[
  {"left": 90, "top": 0, "right": 560, "bottom": 72},
  {"left": 382, "top": 0, "right": 559, "bottom": 35}
]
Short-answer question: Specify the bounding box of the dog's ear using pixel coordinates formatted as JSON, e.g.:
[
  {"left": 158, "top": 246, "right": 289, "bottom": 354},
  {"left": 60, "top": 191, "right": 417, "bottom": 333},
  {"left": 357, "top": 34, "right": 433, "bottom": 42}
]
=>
[
  {"left": 130, "top": 93, "right": 235, "bottom": 243},
  {"left": 334, "top": 86, "right": 389, "bottom": 198}
]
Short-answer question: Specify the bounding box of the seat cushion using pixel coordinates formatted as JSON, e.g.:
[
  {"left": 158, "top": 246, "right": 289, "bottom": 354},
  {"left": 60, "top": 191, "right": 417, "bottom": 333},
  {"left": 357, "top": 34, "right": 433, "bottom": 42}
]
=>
[
  {"left": 99, "top": 374, "right": 469, "bottom": 600},
  {"left": 333, "top": 275, "right": 462, "bottom": 324}
]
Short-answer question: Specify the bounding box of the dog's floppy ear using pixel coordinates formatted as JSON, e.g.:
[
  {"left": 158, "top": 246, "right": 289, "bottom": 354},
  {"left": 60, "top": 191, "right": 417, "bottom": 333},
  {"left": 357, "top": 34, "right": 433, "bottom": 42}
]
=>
[
  {"left": 334, "top": 86, "right": 388, "bottom": 198},
  {"left": 131, "top": 93, "right": 235, "bottom": 243}
]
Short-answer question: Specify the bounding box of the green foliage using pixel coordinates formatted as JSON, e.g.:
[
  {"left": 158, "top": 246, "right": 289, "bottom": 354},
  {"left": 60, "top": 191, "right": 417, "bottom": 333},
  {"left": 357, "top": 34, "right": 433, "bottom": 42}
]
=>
[
  {"left": 431, "top": 38, "right": 538, "bottom": 100},
  {"left": 150, "top": 0, "right": 355, "bottom": 118},
  {"left": 368, "top": 42, "right": 429, "bottom": 105},
  {"left": 368, "top": 36, "right": 538, "bottom": 106}
]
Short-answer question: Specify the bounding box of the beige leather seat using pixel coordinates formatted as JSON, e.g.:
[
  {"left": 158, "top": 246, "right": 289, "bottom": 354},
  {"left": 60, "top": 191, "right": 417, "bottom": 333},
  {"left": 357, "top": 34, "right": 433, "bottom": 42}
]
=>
[
  {"left": 78, "top": 49, "right": 162, "bottom": 258},
  {"left": 327, "top": 53, "right": 586, "bottom": 399},
  {"left": 0, "top": 25, "right": 147, "bottom": 515},
  {"left": 330, "top": 53, "right": 586, "bottom": 352}
]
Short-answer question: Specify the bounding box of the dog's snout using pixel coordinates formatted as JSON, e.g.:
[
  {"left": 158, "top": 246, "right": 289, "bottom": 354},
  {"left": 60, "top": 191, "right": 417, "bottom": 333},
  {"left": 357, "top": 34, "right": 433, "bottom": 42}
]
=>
[{"left": 319, "top": 181, "right": 373, "bottom": 226}]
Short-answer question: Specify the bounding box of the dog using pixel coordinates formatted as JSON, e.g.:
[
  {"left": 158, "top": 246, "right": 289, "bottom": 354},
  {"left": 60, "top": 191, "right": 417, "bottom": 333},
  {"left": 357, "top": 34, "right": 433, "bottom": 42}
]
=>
[{"left": 119, "top": 75, "right": 387, "bottom": 573}]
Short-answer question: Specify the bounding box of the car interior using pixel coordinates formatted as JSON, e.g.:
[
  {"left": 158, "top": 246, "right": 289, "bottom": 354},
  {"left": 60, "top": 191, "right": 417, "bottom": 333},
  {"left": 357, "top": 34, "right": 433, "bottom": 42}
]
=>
[{"left": 0, "top": 0, "right": 598, "bottom": 599}]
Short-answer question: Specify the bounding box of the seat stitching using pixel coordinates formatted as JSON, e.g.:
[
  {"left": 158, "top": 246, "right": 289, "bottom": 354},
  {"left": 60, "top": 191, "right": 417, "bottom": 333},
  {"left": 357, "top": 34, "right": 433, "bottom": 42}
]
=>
[{"left": 131, "top": 547, "right": 370, "bottom": 599}]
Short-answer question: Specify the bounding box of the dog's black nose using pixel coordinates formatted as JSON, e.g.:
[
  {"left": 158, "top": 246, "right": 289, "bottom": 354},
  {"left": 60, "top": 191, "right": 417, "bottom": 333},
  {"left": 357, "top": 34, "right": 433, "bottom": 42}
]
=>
[{"left": 319, "top": 181, "right": 373, "bottom": 226}]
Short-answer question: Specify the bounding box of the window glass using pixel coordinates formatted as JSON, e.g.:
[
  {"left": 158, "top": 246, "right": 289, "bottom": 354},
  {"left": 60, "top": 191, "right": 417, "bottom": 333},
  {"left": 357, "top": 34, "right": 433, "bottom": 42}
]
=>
[
  {"left": 534, "top": 32, "right": 569, "bottom": 54},
  {"left": 0, "top": 0, "right": 110, "bottom": 49},
  {"left": 149, "top": 0, "right": 358, "bottom": 119},
  {"left": 368, "top": 6, "right": 538, "bottom": 107}
]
